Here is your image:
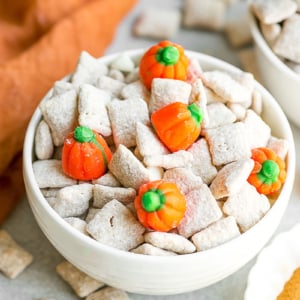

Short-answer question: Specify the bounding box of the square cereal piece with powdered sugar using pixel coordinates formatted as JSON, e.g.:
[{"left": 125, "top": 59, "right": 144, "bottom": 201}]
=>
[
  {"left": 144, "top": 232, "right": 196, "bottom": 254},
  {"left": 52, "top": 80, "right": 74, "bottom": 96},
  {"left": 267, "top": 136, "right": 289, "bottom": 160},
  {"left": 64, "top": 217, "right": 88, "bottom": 235},
  {"left": 191, "top": 216, "right": 241, "bottom": 251},
  {"left": 143, "top": 150, "right": 193, "bottom": 169},
  {"left": 149, "top": 78, "right": 191, "bottom": 113},
  {"left": 110, "top": 53, "right": 135, "bottom": 73},
  {"left": 108, "top": 145, "right": 150, "bottom": 190},
  {"left": 131, "top": 243, "right": 177, "bottom": 256},
  {"left": 178, "top": 184, "right": 222, "bottom": 238},
  {"left": 33, "top": 160, "right": 76, "bottom": 188},
  {"left": 121, "top": 80, "right": 150, "bottom": 103},
  {"left": 53, "top": 183, "right": 93, "bottom": 218},
  {"left": 203, "top": 70, "right": 252, "bottom": 106},
  {"left": 78, "top": 84, "right": 112, "bottom": 137},
  {"left": 35, "top": 120, "right": 54, "bottom": 160},
  {"left": 183, "top": 0, "right": 226, "bottom": 31},
  {"left": 56, "top": 260, "right": 105, "bottom": 298},
  {"left": 205, "top": 122, "right": 251, "bottom": 166},
  {"left": 273, "top": 14, "right": 300, "bottom": 63},
  {"left": 93, "top": 185, "right": 136, "bottom": 208},
  {"left": 86, "top": 287, "right": 130, "bottom": 300},
  {"left": 206, "top": 102, "right": 236, "bottom": 129},
  {"left": 40, "top": 89, "right": 77, "bottom": 146},
  {"left": 227, "top": 103, "right": 247, "bottom": 121},
  {"left": 92, "top": 172, "right": 121, "bottom": 187},
  {"left": 136, "top": 122, "right": 169, "bottom": 157},
  {"left": 108, "top": 68, "right": 125, "bottom": 82},
  {"left": 187, "top": 138, "right": 217, "bottom": 185},
  {"left": 97, "top": 76, "right": 126, "bottom": 98},
  {"left": 71, "top": 51, "right": 108, "bottom": 88},
  {"left": 210, "top": 158, "right": 254, "bottom": 199},
  {"left": 223, "top": 182, "right": 271, "bottom": 232},
  {"left": 250, "top": 0, "right": 297, "bottom": 24},
  {"left": 163, "top": 167, "right": 203, "bottom": 195},
  {"left": 133, "top": 8, "right": 181, "bottom": 40},
  {"left": 0, "top": 230, "right": 33, "bottom": 279},
  {"left": 86, "top": 199, "right": 145, "bottom": 251},
  {"left": 243, "top": 109, "right": 271, "bottom": 149},
  {"left": 108, "top": 98, "right": 149, "bottom": 148}
]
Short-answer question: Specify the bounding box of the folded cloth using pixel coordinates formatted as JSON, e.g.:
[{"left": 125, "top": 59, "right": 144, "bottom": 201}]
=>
[{"left": 0, "top": 0, "right": 137, "bottom": 224}]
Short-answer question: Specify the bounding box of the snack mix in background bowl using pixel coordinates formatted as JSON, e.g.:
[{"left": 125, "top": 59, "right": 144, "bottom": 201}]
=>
[
  {"left": 248, "top": 0, "right": 300, "bottom": 127},
  {"left": 23, "top": 40, "right": 295, "bottom": 295}
]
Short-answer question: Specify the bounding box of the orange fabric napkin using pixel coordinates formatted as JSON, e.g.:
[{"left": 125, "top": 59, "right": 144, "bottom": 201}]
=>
[{"left": 0, "top": 0, "right": 137, "bottom": 223}]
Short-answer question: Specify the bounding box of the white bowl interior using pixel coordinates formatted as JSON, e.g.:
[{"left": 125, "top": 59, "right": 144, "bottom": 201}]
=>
[{"left": 23, "top": 49, "right": 296, "bottom": 295}]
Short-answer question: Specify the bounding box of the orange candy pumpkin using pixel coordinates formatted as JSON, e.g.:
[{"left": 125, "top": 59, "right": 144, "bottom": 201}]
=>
[
  {"left": 151, "top": 102, "right": 203, "bottom": 152},
  {"left": 62, "top": 126, "right": 112, "bottom": 180},
  {"left": 247, "top": 147, "right": 286, "bottom": 195},
  {"left": 139, "top": 40, "right": 189, "bottom": 89},
  {"left": 134, "top": 180, "right": 186, "bottom": 232}
]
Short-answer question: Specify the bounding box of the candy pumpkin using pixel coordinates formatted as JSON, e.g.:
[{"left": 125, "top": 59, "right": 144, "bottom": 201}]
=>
[
  {"left": 247, "top": 147, "right": 286, "bottom": 195},
  {"left": 62, "top": 126, "right": 112, "bottom": 180},
  {"left": 151, "top": 102, "right": 203, "bottom": 152},
  {"left": 134, "top": 180, "right": 186, "bottom": 232},
  {"left": 139, "top": 40, "right": 189, "bottom": 89}
]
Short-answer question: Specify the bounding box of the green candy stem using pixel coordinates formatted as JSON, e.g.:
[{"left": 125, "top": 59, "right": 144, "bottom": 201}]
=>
[
  {"left": 73, "top": 126, "right": 108, "bottom": 167},
  {"left": 258, "top": 159, "right": 280, "bottom": 184},
  {"left": 142, "top": 189, "right": 166, "bottom": 212},
  {"left": 156, "top": 46, "right": 180, "bottom": 66},
  {"left": 188, "top": 103, "right": 203, "bottom": 127}
]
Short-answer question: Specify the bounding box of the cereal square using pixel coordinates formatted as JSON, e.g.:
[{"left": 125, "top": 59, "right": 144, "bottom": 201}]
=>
[{"left": 206, "top": 102, "right": 236, "bottom": 128}]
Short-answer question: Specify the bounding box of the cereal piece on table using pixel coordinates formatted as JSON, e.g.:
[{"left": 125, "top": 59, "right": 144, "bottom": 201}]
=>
[
  {"left": 93, "top": 185, "right": 136, "bottom": 208},
  {"left": 78, "top": 84, "right": 112, "bottom": 137},
  {"left": 205, "top": 122, "right": 251, "bottom": 166},
  {"left": 186, "top": 58, "right": 204, "bottom": 84},
  {"left": 108, "top": 98, "right": 149, "bottom": 148},
  {"left": 52, "top": 80, "right": 74, "bottom": 96},
  {"left": 227, "top": 103, "right": 247, "bottom": 121},
  {"left": 71, "top": 51, "right": 108, "bottom": 88},
  {"left": 260, "top": 22, "right": 281, "bottom": 45},
  {"left": 35, "top": 120, "right": 54, "bottom": 160},
  {"left": 125, "top": 68, "right": 140, "bottom": 84},
  {"left": 133, "top": 9, "right": 181, "bottom": 39},
  {"left": 53, "top": 183, "right": 93, "bottom": 218},
  {"left": 40, "top": 89, "right": 77, "bottom": 146},
  {"left": 110, "top": 53, "right": 135, "bottom": 73},
  {"left": 187, "top": 138, "right": 217, "bottom": 185},
  {"left": 86, "top": 286, "right": 129, "bottom": 300},
  {"left": 149, "top": 78, "right": 191, "bottom": 113},
  {"left": 163, "top": 167, "right": 203, "bottom": 195},
  {"left": 108, "top": 69, "right": 125, "bottom": 82},
  {"left": 121, "top": 80, "right": 150, "bottom": 102},
  {"left": 92, "top": 172, "right": 121, "bottom": 187},
  {"left": 243, "top": 109, "right": 271, "bottom": 149},
  {"left": 131, "top": 243, "right": 177, "bottom": 256},
  {"left": 183, "top": 0, "right": 226, "bottom": 31},
  {"left": 108, "top": 145, "right": 150, "bottom": 190},
  {"left": 85, "top": 208, "right": 100, "bottom": 223},
  {"left": 144, "top": 232, "right": 196, "bottom": 254},
  {"left": 223, "top": 182, "right": 271, "bottom": 232},
  {"left": 143, "top": 150, "right": 193, "bottom": 169},
  {"left": 203, "top": 71, "right": 252, "bottom": 106},
  {"left": 33, "top": 160, "right": 76, "bottom": 188},
  {"left": 273, "top": 14, "right": 300, "bottom": 63},
  {"left": 0, "top": 230, "right": 33, "bottom": 279},
  {"left": 64, "top": 217, "right": 88, "bottom": 235},
  {"left": 225, "top": 13, "right": 252, "bottom": 48},
  {"left": 250, "top": 0, "right": 297, "bottom": 24},
  {"left": 210, "top": 158, "right": 254, "bottom": 199},
  {"left": 267, "top": 136, "right": 289, "bottom": 160},
  {"left": 86, "top": 200, "right": 145, "bottom": 251},
  {"left": 250, "top": 89, "right": 263, "bottom": 115},
  {"left": 136, "top": 122, "right": 169, "bottom": 157},
  {"left": 206, "top": 102, "right": 236, "bottom": 128},
  {"left": 191, "top": 216, "right": 241, "bottom": 251},
  {"left": 56, "top": 260, "right": 105, "bottom": 298},
  {"left": 178, "top": 184, "right": 222, "bottom": 238},
  {"left": 147, "top": 166, "right": 164, "bottom": 181},
  {"left": 97, "top": 76, "right": 126, "bottom": 98}
]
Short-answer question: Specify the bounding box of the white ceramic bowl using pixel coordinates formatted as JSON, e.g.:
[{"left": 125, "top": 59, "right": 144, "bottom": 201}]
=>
[
  {"left": 245, "top": 223, "right": 300, "bottom": 300},
  {"left": 23, "top": 49, "right": 295, "bottom": 296},
  {"left": 249, "top": 12, "right": 300, "bottom": 127}
]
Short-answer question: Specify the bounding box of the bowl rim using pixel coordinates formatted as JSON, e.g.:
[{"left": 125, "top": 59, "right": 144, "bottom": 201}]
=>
[
  {"left": 248, "top": 11, "right": 300, "bottom": 83},
  {"left": 23, "top": 48, "right": 296, "bottom": 264}
]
